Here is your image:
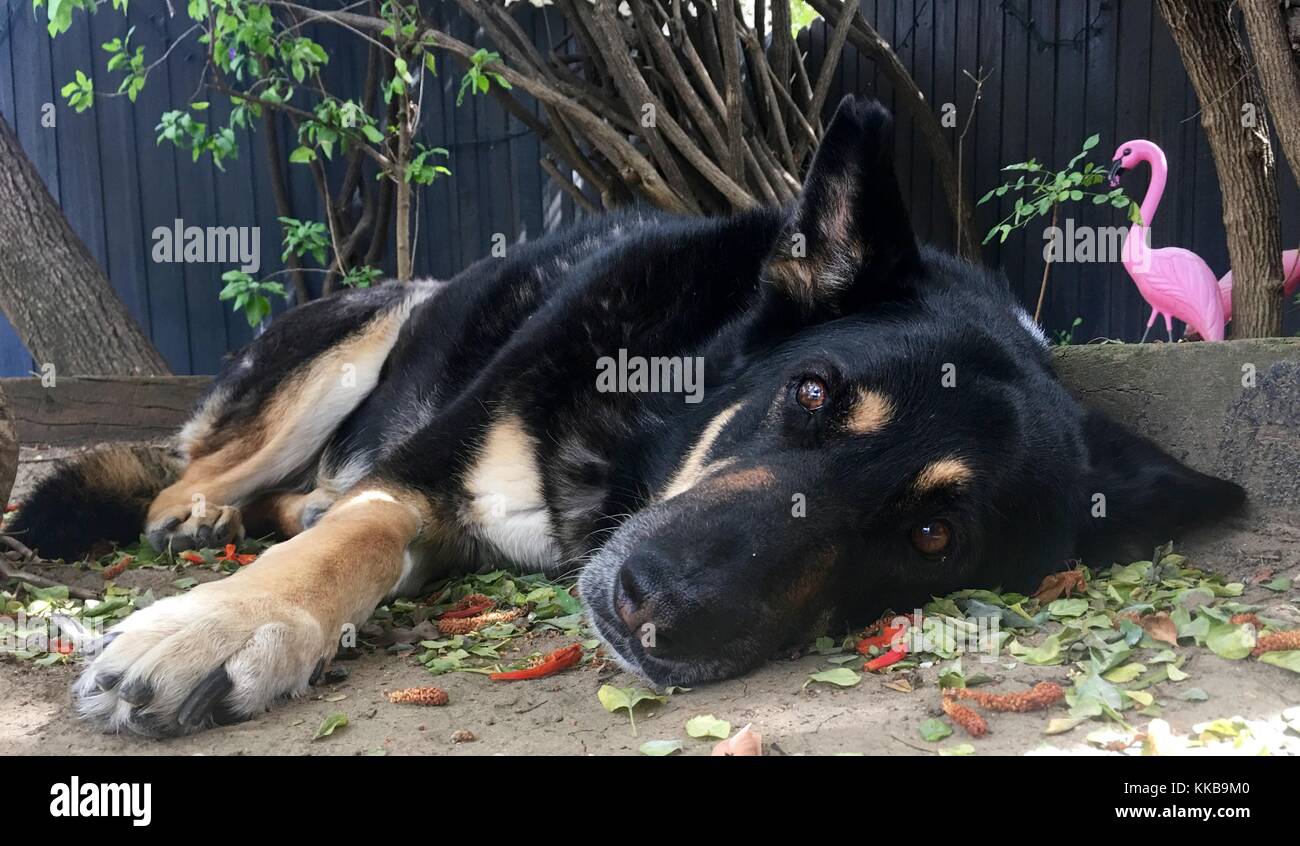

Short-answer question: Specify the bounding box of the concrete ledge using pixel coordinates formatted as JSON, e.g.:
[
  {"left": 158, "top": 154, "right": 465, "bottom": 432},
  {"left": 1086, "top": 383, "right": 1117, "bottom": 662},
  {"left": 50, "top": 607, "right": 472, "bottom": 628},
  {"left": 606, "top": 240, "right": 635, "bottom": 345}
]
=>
[
  {"left": 2, "top": 342, "right": 1297, "bottom": 507},
  {"left": 1053, "top": 339, "right": 1300, "bottom": 507}
]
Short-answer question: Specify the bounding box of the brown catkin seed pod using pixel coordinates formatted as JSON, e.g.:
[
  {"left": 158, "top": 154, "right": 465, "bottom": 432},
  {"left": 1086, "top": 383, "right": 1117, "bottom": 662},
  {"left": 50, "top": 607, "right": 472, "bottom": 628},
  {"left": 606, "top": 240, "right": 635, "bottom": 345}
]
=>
[
  {"left": 387, "top": 686, "right": 449, "bottom": 706},
  {"left": 437, "top": 607, "right": 527, "bottom": 636},
  {"left": 942, "top": 697, "right": 988, "bottom": 738},
  {"left": 1230, "top": 613, "right": 1262, "bottom": 627},
  {"left": 1252, "top": 629, "right": 1300, "bottom": 657},
  {"left": 949, "top": 682, "right": 1065, "bottom": 713}
]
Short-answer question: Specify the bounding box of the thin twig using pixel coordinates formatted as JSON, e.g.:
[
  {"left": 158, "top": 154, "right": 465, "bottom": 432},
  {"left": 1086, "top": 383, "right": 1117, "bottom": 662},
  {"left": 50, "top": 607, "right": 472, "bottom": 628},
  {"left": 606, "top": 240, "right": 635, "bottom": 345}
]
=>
[
  {"left": 956, "top": 68, "right": 991, "bottom": 253},
  {"left": 0, "top": 537, "right": 99, "bottom": 600}
]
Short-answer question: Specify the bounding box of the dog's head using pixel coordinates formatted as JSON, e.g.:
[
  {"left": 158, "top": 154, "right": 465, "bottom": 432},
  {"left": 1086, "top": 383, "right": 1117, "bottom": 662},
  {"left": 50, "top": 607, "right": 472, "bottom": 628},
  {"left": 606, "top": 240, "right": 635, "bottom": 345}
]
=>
[{"left": 579, "top": 97, "right": 1244, "bottom": 686}]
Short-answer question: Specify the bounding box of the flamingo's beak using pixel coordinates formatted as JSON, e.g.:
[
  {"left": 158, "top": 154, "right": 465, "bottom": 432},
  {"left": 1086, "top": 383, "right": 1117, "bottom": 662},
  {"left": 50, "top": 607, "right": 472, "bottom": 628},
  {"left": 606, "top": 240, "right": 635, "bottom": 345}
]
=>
[{"left": 1106, "top": 158, "right": 1125, "bottom": 188}]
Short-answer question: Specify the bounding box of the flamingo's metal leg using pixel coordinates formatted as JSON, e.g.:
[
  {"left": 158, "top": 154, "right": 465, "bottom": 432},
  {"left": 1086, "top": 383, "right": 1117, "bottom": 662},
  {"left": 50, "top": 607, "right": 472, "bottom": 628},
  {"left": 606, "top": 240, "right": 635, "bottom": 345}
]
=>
[{"left": 1140, "top": 310, "right": 1158, "bottom": 343}]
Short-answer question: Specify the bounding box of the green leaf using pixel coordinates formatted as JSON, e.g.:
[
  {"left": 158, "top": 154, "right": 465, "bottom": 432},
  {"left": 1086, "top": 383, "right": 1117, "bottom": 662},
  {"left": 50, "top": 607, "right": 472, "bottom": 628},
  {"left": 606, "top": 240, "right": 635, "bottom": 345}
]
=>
[
  {"left": 1047, "top": 598, "right": 1088, "bottom": 618},
  {"left": 1082, "top": 133, "right": 1100, "bottom": 151},
  {"left": 597, "top": 685, "right": 666, "bottom": 736},
  {"left": 639, "top": 739, "right": 683, "bottom": 756},
  {"left": 1044, "top": 716, "right": 1087, "bottom": 735},
  {"left": 806, "top": 668, "right": 861, "bottom": 687},
  {"left": 312, "top": 712, "right": 348, "bottom": 740},
  {"left": 1068, "top": 671, "right": 1124, "bottom": 719},
  {"left": 813, "top": 635, "right": 840, "bottom": 654},
  {"left": 1102, "top": 662, "right": 1147, "bottom": 684},
  {"left": 1009, "top": 634, "right": 1062, "bottom": 665},
  {"left": 938, "top": 743, "right": 975, "bottom": 756},
  {"left": 1123, "top": 689, "right": 1154, "bottom": 708},
  {"left": 1259, "top": 650, "right": 1300, "bottom": 674},
  {"left": 289, "top": 145, "right": 316, "bottom": 164},
  {"left": 1263, "top": 577, "right": 1292, "bottom": 592},
  {"left": 1177, "top": 687, "right": 1209, "bottom": 701},
  {"left": 685, "top": 714, "right": 731, "bottom": 739},
  {"left": 1205, "top": 622, "right": 1255, "bottom": 660},
  {"left": 919, "top": 719, "right": 952, "bottom": 742}
]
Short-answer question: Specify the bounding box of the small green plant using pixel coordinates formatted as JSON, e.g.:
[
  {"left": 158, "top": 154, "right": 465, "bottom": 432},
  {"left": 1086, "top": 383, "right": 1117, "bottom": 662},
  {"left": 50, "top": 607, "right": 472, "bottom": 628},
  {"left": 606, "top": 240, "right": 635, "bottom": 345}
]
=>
[
  {"left": 457, "top": 49, "right": 511, "bottom": 106},
  {"left": 979, "top": 134, "right": 1140, "bottom": 325},
  {"left": 278, "top": 217, "right": 330, "bottom": 267},
  {"left": 979, "top": 134, "right": 1141, "bottom": 246},
  {"left": 1053, "top": 317, "right": 1083, "bottom": 346},
  {"left": 341, "top": 265, "right": 384, "bottom": 289},
  {"left": 219, "top": 272, "right": 287, "bottom": 327},
  {"left": 39, "top": 0, "right": 504, "bottom": 324}
]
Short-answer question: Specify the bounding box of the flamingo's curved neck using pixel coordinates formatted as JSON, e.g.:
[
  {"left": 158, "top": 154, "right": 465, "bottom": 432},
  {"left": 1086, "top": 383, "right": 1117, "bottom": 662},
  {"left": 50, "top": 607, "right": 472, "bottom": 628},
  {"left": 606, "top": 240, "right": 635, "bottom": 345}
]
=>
[{"left": 1130, "top": 141, "right": 1168, "bottom": 228}]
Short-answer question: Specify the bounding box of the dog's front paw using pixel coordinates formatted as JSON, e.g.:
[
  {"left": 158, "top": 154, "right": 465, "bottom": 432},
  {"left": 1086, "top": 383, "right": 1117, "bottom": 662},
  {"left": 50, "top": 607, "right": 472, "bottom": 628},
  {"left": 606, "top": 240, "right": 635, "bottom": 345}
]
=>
[
  {"left": 73, "top": 584, "right": 332, "bottom": 736},
  {"left": 146, "top": 501, "right": 244, "bottom": 552}
]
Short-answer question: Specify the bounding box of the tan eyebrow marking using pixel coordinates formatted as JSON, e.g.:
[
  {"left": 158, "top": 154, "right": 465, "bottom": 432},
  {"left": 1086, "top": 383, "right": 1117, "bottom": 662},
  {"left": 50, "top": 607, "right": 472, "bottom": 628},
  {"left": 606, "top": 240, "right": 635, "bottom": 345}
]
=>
[
  {"left": 707, "top": 466, "right": 775, "bottom": 493},
  {"left": 846, "top": 388, "right": 896, "bottom": 434},
  {"left": 660, "top": 401, "right": 744, "bottom": 501},
  {"left": 913, "top": 458, "right": 973, "bottom": 493}
]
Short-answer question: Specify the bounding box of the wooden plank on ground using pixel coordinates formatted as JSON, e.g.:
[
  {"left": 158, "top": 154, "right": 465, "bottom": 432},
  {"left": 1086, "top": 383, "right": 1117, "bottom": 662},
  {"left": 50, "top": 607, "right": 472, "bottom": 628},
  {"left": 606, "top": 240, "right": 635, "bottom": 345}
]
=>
[{"left": 0, "top": 377, "right": 210, "bottom": 447}]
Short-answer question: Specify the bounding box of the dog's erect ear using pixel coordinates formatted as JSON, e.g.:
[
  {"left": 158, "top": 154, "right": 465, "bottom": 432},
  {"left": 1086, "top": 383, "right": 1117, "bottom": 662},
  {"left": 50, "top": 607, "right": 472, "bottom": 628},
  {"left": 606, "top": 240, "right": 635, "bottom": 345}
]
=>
[
  {"left": 1076, "top": 410, "right": 1246, "bottom": 565},
  {"left": 763, "top": 96, "right": 921, "bottom": 315}
]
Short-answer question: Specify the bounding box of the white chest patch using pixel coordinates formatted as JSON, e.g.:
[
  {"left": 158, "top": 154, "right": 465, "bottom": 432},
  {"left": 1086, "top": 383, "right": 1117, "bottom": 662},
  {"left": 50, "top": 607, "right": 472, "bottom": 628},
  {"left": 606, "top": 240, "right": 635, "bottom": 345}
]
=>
[{"left": 462, "top": 416, "right": 559, "bottom": 570}]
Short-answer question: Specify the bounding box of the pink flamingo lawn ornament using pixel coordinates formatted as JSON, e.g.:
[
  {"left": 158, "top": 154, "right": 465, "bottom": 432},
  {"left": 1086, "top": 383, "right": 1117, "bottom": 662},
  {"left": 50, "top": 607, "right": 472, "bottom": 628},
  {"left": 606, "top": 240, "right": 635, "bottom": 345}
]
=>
[{"left": 1107, "top": 139, "right": 1300, "bottom": 342}]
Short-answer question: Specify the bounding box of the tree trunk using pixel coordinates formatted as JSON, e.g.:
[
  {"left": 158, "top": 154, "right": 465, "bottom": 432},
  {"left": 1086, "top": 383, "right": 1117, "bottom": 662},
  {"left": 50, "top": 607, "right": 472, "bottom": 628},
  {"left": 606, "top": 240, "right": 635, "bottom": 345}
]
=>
[
  {"left": 1241, "top": 1, "right": 1300, "bottom": 191},
  {"left": 0, "top": 113, "right": 171, "bottom": 376},
  {"left": 0, "top": 383, "right": 16, "bottom": 510},
  {"left": 1157, "top": 0, "right": 1284, "bottom": 338}
]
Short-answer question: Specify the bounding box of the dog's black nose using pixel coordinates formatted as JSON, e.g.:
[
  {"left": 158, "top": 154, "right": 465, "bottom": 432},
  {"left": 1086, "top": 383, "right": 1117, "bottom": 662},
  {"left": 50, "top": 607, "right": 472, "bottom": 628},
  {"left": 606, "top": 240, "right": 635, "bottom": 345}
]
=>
[
  {"left": 614, "top": 558, "right": 655, "bottom": 633},
  {"left": 614, "top": 547, "right": 733, "bottom": 659}
]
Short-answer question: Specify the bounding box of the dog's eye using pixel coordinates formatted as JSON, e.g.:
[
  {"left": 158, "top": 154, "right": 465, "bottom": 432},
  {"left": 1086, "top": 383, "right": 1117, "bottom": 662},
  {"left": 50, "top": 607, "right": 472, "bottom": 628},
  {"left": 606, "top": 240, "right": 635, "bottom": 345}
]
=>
[
  {"left": 796, "top": 378, "right": 828, "bottom": 411},
  {"left": 911, "top": 520, "right": 953, "bottom": 556}
]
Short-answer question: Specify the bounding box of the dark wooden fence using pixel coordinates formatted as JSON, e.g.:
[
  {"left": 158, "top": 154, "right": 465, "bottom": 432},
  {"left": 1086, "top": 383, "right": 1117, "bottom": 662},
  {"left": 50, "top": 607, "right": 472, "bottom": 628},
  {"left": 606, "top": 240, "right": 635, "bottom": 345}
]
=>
[{"left": 1, "top": 0, "right": 1297, "bottom": 377}]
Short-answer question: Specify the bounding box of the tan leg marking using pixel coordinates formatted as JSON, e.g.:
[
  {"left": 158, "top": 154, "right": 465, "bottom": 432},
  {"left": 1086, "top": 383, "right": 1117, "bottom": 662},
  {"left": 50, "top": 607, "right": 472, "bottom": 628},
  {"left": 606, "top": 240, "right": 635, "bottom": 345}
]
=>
[
  {"left": 240, "top": 488, "right": 339, "bottom": 538},
  {"left": 74, "top": 485, "right": 431, "bottom": 735},
  {"left": 146, "top": 301, "right": 422, "bottom": 548}
]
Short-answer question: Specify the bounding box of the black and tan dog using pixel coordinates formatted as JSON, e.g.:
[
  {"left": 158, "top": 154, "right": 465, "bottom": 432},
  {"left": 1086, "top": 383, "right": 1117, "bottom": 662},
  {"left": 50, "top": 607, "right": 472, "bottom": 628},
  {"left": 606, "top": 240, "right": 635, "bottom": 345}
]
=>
[{"left": 13, "top": 98, "right": 1243, "bottom": 736}]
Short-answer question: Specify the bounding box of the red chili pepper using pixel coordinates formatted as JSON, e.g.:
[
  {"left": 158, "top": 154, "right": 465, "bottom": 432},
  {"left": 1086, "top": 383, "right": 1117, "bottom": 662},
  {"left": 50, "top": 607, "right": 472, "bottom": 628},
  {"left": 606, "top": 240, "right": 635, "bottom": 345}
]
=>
[
  {"left": 439, "top": 602, "right": 496, "bottom": 619},
  {"left": 4, "top": 503, "right": 19, "bottom": 513},
  {"left": 864, "top": 648, "right": 907, "bottom": 672},
  {"left": 438, "top": 593, "right": 496, "bottom": 620},
  {"left": 219, "top": 544, "right": 258, "bottom": 566},
  {"left": 51, "top": 638, "right": 75, "bottom": 655},
  {"left": 856, "top": 624, "right": 905, "bottom": 654},
  {"left": 489, "top": 643, "right": 584, "bottom": 681},
  {"left": 179, "top": 551, "right": 206, "bottom": 564}
]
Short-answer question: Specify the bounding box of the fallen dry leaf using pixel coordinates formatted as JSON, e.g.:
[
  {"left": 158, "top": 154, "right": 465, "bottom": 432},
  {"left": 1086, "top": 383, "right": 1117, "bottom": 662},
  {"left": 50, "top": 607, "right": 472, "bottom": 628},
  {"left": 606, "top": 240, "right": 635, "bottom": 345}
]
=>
[
  {"left": 1248, "top": 567, "right": 1275, "bottom": 585},
  {"left": 1032, "top": 569, "right": 1087, "bottom": 603},
  {"left": 711, "top": 723, "right": 762, "bottom": 756},
  {"left": 1139, "top": 612, "right": 1178, "bottom": 647}
]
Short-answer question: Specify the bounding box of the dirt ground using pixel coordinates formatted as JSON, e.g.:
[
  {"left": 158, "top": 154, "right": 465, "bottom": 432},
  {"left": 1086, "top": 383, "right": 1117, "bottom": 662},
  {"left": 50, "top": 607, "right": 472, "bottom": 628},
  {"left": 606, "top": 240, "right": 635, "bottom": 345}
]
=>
[{"left": 2, "top": 446, "right": 1298, "bottom": 756}]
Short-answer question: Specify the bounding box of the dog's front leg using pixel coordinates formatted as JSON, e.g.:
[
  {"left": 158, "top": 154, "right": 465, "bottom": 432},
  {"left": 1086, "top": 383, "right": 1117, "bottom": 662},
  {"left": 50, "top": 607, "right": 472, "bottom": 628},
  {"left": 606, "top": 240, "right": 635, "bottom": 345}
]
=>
[{"left": 73, "top": 486, "right": 428, "bottom": 737}]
